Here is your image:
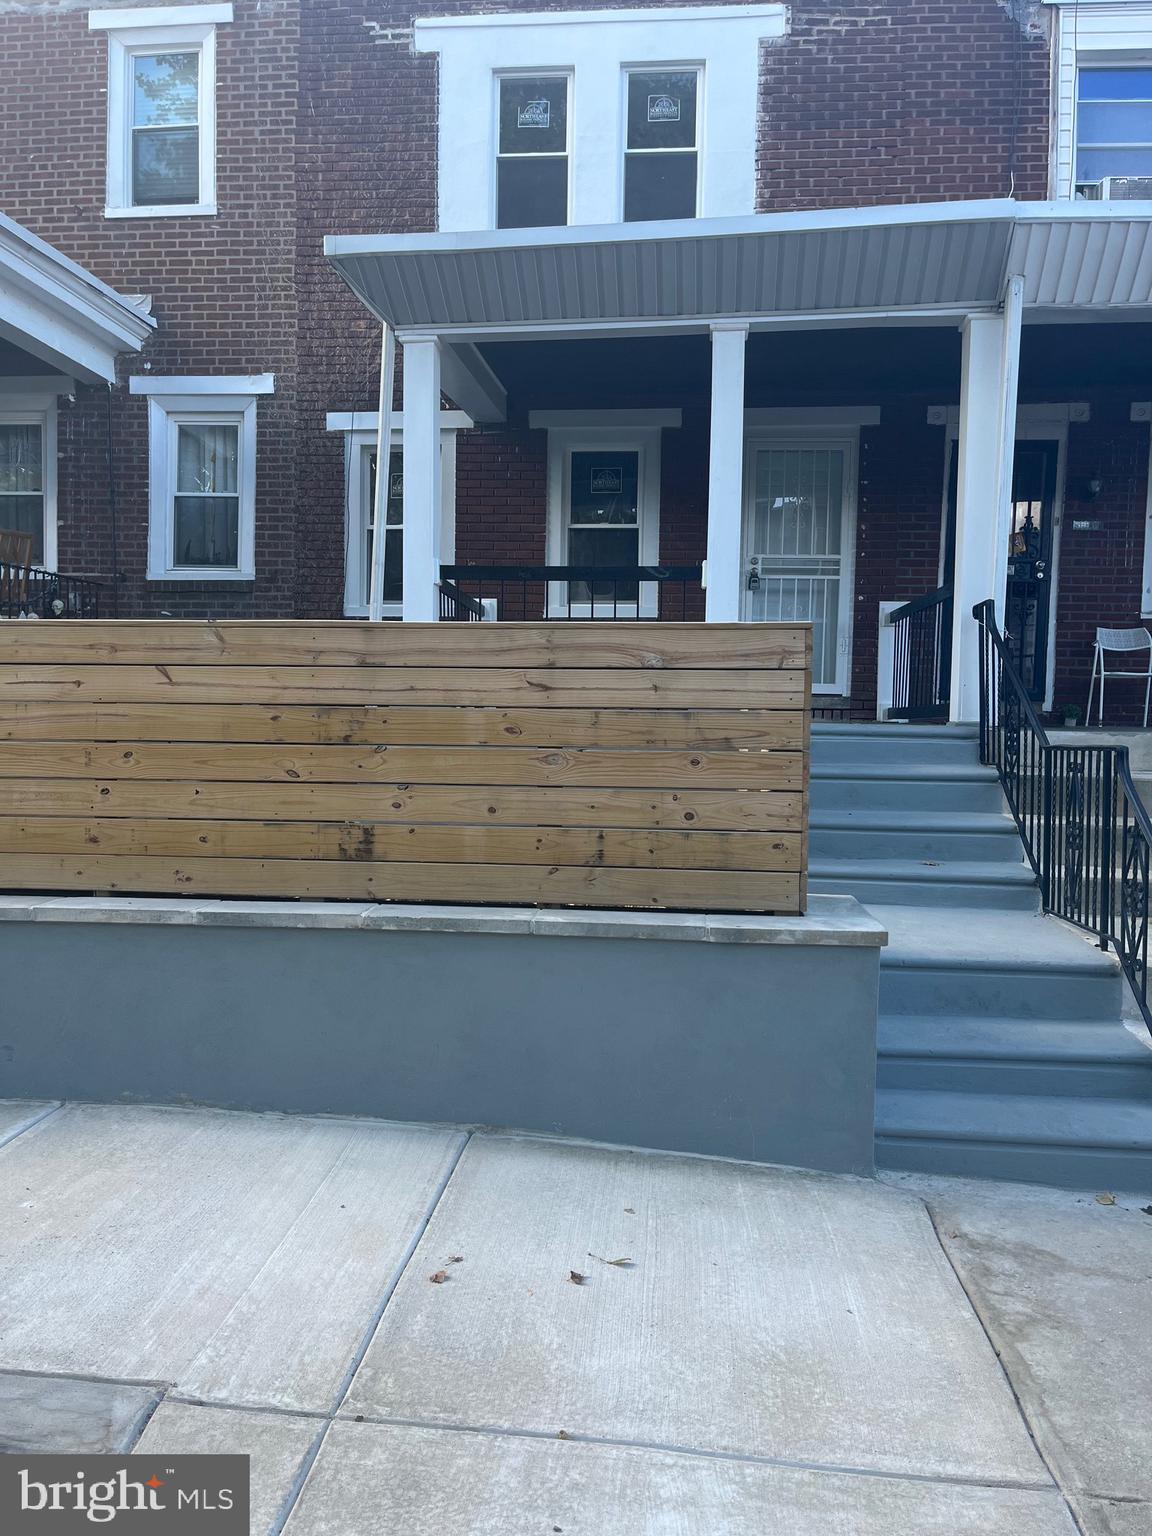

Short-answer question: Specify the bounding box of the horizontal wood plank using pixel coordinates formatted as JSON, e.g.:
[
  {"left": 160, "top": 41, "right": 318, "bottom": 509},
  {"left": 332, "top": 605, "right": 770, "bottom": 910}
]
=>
[
  {"left": 0, "top": 817, "right": 801, "bottom": 872},
  {"left": 0, "top": 779, "right": 801, "bottom": 831},
  {"left": 0, "top": 621, "right": 809, "bottom": 671},
  {"left": 0, "top": 852, "right": 799, "bottom": 911},
  {"left": 0, "top": 702, "right": 805, "bottom": 751},
  {"left": 0, "top": 742, "right": 803, "bottom": 790},
  {"left": 0, "top": 666, "right": 804, "bottom": 709}
]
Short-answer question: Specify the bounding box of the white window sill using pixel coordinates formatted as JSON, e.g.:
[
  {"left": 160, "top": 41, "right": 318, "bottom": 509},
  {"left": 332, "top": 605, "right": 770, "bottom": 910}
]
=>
[
  {"left": 105, "top": 203, "right": 218, "bottom": 220},
  {"left": 147, "top": 569, "right": 255, "bottom": 582}
]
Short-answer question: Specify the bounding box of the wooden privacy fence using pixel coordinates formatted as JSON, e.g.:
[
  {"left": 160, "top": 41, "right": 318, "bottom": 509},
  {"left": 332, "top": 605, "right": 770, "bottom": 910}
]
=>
[{"left": 0, "top": 621, "right": 810, "bottom": 912}]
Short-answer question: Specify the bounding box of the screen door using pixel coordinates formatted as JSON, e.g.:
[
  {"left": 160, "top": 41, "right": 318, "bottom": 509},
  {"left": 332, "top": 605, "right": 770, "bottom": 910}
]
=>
[{"left": 743, "top": 442, "right": 849, "bottom": 691}]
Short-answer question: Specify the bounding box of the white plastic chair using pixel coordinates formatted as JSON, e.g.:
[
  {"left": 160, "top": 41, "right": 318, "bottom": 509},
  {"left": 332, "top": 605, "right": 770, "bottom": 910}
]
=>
[{"left": 1087, "top": 627, "right": 1152, "bottom": 726}]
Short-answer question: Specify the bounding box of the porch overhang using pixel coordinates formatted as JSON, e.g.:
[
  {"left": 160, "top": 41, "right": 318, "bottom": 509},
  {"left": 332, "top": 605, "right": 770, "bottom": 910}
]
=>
[
  {"left": 325, "top": 199, "right": 1152, "bottom": 351},
  {"left": 0, "top": 209, "right": 156, "bottom": 385}
]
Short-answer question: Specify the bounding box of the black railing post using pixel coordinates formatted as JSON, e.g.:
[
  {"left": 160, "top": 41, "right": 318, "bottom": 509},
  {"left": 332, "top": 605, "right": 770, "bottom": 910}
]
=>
[{"left": 1100, "top": 748, "right": 1116, "bottom": 953}]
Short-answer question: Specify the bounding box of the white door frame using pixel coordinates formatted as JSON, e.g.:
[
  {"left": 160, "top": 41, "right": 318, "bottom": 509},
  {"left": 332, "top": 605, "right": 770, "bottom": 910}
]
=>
[
  {"left": 741, "top": 426, "right": 859, "bottom": 696},
  {"left": 939, "top": 406, "right": 1073, "bottom": 714},
  {"left": 545, "top": 422, "right": 663, "bottom": 617}
]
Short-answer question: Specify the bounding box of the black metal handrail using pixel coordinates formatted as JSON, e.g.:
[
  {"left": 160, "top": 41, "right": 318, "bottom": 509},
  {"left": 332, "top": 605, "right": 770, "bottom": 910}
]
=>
[
  {"left": 439, "top": 564, "right": 703, "bottom": 621},
  {"left": 0, "top": 563, "right": 103, "bottom": 619},
  {"left": 437, "top": 580, "right": 486, "bottom": 621},
  {"left": 888, "top": 585, "right": 952, "bottom": 720},
  {"left": 975, "top": 598, "right": 1152, "bottom": 1033}
]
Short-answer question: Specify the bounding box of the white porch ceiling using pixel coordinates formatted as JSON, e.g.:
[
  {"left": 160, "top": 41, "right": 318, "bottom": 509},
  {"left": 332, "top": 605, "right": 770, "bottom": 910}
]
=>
[
  {"left": 325, "top": 199, "right": 1152, "bottom": 338},
  {"left": 0, "top": 209, "right": 155, "bottom": 384}
]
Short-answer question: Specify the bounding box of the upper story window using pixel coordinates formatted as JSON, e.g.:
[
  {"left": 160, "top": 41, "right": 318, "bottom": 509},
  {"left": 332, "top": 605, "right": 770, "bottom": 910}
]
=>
[
  {"left": 1076, "top": 67, "right": 1152, "bottom": 196},
  {"left": 623, "top": 68, "right": 700, "bottom": 222},
  {"left": 90, "top": 4, "right": 232, "bottom": 218},
  {"left": 415, "top": 6, "right": 787, "bottom": 233},
  {"left": 1049, "top": 0, "right": 1152, "bottom": 199},
  {"left": 496, "top": 74, "right": 570, "bottom": 229}
]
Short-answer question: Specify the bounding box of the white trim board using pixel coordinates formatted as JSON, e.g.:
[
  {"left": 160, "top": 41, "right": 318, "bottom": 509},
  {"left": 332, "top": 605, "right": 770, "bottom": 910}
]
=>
[
  {"left": 528, "top": 409, "right": 681, "bottom": 429},
  {"left": 325, "top": 410, "right": 473, "bottom": 433},
  {"left": 415, "top": 4, "right": 787, "bottom": 230},
  {"left": 132, "top": 374, "right": 275, "bottom": 396},
  {"left": 89, "top": 5, "right": 233, "bottom": 30}
]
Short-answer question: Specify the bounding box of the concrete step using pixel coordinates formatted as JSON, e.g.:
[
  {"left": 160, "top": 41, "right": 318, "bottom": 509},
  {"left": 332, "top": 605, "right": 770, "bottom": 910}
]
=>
[
  {"left": 878, "top": 1015, "right": 1152, "bottom": 1098},
  {"left": 872, "top": 906, "right": 1123, "bottom": 1022},
  {"left": 811, "top": 765, "right": 1005, "bottom": 814},
  {"left": 810, "top": 810, "right": 1022, "bottom": 864},
  {"left": 811, "top": 722, "right": 982, "bottom": 768},
  {"left": 810, "top": 858, "right": 1039, "bottom": 910},
  {"left": 875, "top": 1087, "right": 1152, "bottom": 1190}
]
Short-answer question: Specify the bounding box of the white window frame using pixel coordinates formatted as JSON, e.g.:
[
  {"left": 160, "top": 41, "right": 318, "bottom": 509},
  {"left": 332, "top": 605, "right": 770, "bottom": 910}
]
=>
[
  {"left": 0, "top": 398, "right": 58, "bottom": 572},
  {"left": 133, "top": 374, "right": 271, "bottom": 581},
  {"left": 91, "top": 4, "right": 232, "bottom": 219},
  {"left": 539, "top": 414, "right": 668, "bottom": 619},
  {"left": 493, "top": 69, "right": 573, "bottom": 229},
  {"left": 414, "top": 5, "right": 787, "bottom": 231},
  {"left": 1047, "top": 0, "right": 1152, "bottom": 199},
  {"left": 621, "top": 63, "right": 703, "bottom": 222},
  {"left": 740, "top": 425, "right": 860, "bottom": 698},
  {"left": 326, "top": 411, "right": 469, "bottom": 618}
]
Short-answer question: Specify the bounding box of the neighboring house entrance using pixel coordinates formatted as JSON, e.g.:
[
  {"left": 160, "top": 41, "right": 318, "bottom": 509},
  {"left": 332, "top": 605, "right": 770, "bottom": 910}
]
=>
[
  {"left": 742, "top": 435, "right": 856, "bottom": 693},
  {"left": 944, "top": 438, "right": 1059, "bottom": 702}
]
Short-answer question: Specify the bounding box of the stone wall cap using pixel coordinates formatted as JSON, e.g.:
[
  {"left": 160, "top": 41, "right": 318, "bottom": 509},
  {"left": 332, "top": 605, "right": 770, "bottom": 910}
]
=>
[{"left": 3, "top": 893, "right": 887, "bottom": 946}]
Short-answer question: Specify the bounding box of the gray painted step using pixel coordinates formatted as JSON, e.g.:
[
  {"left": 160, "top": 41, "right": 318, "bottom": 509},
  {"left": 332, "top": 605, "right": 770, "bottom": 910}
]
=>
[
  {"left": 811, "top": 723, "right": 983, "bottom": 768},
  {"left": 811, "top": 767, "right": 1005, "bottom": 814},
  {"left": 875, "top": 1088, "right": 1152, "bottom": 1190},
  {"left": 878, "top": 1016, "right": 1152, "bottom": 1098},
  {"left": 810, "top": 858, "right": 1038, "bottom": 911},
  {"left": 810, "top": 811, "right": 1021, "bottom": 864},
  {"left": 873, "top": 906, "right": 1123, "bottom": 1022}
]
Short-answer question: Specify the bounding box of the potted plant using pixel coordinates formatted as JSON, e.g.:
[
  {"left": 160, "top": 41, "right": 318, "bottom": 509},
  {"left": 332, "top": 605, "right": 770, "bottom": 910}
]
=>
[{"left": 1055, "top": 702, "right": 1084, "bottom": 729}]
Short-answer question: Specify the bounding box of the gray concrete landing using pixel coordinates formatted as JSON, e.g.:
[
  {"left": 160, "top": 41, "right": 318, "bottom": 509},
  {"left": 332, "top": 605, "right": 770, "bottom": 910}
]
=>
[{"left": 0, "top": 1101, "right": 1145, "bottom": 1534}]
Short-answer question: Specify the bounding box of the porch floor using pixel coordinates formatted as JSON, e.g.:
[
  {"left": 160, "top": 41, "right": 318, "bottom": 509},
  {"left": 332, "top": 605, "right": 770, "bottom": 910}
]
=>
[{"left": 0, "top": 1100, "right": 1148, "bottom": 1534}]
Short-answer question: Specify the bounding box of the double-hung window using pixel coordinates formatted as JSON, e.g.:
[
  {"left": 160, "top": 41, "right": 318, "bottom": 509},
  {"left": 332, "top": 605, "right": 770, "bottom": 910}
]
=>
[
  {"left": 495, "top": 73, "right": 570, "bottom": 228},
  {"left": 134, "top": 375, "right": 272, "bottom": 581},
  {"left": 623, "top": 68, "right": 700, "bottom": 221},
  {"left": 91, "top": 4, "right": 229, "bottom": 217},
  {"left": 1075, "top": 66, "right": 1152, "bottom": 197},
  {"left": 0, "top": 408, "right": 55, "bottom": 567}
]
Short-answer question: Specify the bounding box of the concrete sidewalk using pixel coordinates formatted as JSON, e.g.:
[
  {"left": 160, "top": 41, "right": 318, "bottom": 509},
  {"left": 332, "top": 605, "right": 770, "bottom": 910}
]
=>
[{"left": 0, "top": 1101, "right": 1147, "bottom": 1534}]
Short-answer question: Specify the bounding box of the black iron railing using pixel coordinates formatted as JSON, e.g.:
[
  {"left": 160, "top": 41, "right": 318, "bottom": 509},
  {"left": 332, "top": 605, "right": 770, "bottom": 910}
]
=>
[
  {"left": 0, "top": 563, "right": 103, "bottom": 619},
  {"left": 888, "top": 585, "right": 952, "bottom": 721},
  {"left": 975, "top": 598, "right": 1152, "bottom": 1033},
  {"left": 437, "top": 580, "right": 486, "bottom": 621},
  {"left": 438, "top": 565, "right": 704, "bottom": 621}
]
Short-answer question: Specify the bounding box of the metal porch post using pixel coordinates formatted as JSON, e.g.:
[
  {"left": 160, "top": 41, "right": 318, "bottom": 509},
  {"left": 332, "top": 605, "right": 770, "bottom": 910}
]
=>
[
  {"left": 705, "top": 322, "right": 749, "bottom": 622},
  {"left": 401, "top": 333, "right": 443, "bottom": 622}
]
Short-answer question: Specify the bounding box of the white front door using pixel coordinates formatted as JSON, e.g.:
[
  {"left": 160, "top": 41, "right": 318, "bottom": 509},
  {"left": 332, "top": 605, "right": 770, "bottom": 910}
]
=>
[{"left": 742, "top": 436, "right": 856, "bottom": 693}]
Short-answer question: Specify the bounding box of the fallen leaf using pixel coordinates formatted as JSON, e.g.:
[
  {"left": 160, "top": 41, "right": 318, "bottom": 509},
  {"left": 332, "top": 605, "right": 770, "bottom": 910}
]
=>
[
  {"left": 568, "top": 1270, "right": 587, "bottom": 1285},
  {"left": 446, "top": 1255, "right": 464, "bottom": 1264},
  {"left": 557, "top": 1430, "right": 572, "bottom": 1440},
  {"left": 624, "top": 1207, "right": 636, "bottom": 1215},
  {"left": 1095, "top": 1193, "right": 1117, "bottom": 1206},
  {"left": 1141, "top": 1205, "right": 1152, "bottom": 1217},
  {"left": 429, "top": 1270, "right": 449, "bottom": 1284},
  {"left": 588, "top": 1252, "right": 635, "bottom": 1268}
]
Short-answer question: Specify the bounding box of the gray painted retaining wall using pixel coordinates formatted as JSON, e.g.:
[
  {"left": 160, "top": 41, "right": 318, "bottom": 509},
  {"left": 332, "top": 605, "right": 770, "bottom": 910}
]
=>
[{"left": 0, "top": 895, "right": 886, "bottom": 1175}]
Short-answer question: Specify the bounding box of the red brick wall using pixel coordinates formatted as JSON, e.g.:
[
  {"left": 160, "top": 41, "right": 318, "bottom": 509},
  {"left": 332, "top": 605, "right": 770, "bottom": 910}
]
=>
[
  {"left": 1054, "top": 412, "right": 1152, "bottom": 723},
  {"left": 0, "top": 0, "right": 298, "bottom": 616},
  {"left": 851, "top": 418, "right": 948, "bottom": 715},
  {"left": 757, "top": 0, "right": 1051, "bottom": 211}
]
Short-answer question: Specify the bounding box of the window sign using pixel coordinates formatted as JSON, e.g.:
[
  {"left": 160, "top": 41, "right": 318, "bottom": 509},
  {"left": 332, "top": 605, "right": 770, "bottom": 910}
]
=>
[
  {"left": 624, "top": 68, "right": 700, "bottom": 222},
  {"left": 590, "top": 465, "right": 623, "bottom": 494},
  {"left": 517, "top": 99, "right": 551, "bottom": 129}
]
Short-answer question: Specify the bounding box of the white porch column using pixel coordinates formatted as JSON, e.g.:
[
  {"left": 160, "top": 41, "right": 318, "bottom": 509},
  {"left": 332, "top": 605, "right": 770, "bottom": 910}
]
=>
[
  {"left": 949, "top": 276, "right": 1023, "bottom": 721},
  {"left": 705, "top": 323, "right": 748, "bottom": 622},
  {"left": 401, "top": 334, "right": 443, "bottom": 622}
]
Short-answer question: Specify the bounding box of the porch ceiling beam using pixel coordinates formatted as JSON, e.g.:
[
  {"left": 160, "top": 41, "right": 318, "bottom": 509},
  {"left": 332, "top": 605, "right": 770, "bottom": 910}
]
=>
[{"left": 435, "top": 340, "right": 507, "bottom": 423}]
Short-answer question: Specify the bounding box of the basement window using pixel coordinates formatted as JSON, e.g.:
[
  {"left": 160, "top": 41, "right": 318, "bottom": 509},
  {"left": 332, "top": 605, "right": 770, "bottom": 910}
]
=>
[{"left": 91, "top": 4, "right": 231, "bottom": 218}]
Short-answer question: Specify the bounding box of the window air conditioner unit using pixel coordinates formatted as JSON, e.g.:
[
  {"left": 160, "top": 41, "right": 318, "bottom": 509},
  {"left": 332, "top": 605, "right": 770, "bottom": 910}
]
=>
[{"left": 1075, "top": 177, "right": 1152, "bottom": 200}]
